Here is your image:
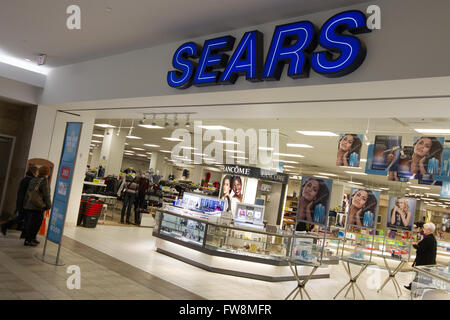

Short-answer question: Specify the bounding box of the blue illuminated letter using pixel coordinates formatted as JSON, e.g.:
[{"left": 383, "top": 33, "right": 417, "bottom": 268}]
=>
[
  {"left": 193, "top": 36, "right": 235, "bottom": 86},
  {"left": 311, "top": 10, "right": 371, "bottom": 77},
  {"left": 219, "top": 31, "right": 263, "bottom": 84},
  {"left": 167, "top": 42, "right": 201, "bottom": 89},
  {"left": 262, "top": 21, "right": 316, "bottom": 80}
]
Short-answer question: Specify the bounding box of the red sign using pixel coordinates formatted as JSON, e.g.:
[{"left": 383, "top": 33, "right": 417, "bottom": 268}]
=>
[{"left": 61, "top": 166, "right": 71, "bottom": 179}]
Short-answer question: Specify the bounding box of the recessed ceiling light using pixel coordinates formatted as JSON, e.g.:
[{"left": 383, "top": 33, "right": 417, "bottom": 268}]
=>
[
  {"left": 225, "top": 149, "right": 245, "bottom": 154},
  {"left": 126, "top": 135, "right": 142, "bottom": 140},
  {"left": 95, "top": 124, "right": 115, "bottom": 128},
  {"left": 215, "top": 140, "right": 239, "bottom": 145},
  {"left": 286, "top": 143, "right": 314, "bottom": 148},
  {"left": 344, "top": 171, "right": 367, "bottom": 175},
  {"left": 296, "top": 131, "right": 338, "bottom": 136},
  {"left": 313, "top": 175, "right": 330, "bottom": 179},
  {"left": 138, "top": 124, "right": 164, "bottom": 129},
  {"left": 274, "top": 160, "right": 299, "bottom": 164},
  {"left": 317, "top": 172, "right": 338, "bottom": 177},
  {"left": 347, "top": 181, "right": 363, "bottom": 185},
  {"left": 274, "top": 153, "right": 304, "bottom": 158},
  {"left": 410, "top": 185, "right": 431, "bottom": 190},
  {"left": 143, "top": 144, "right": 160, "bottom": 148},
  {"left": 162, "top": 137, "right": 183, "bottom": 142},
  {"left": 414, "top": 129, "right": 450, "bottom": 134},
  {"left": 258, "top": 146, "right": 274, "bottom": 151},
  {"left": 197, "top": 125, "right": 231, "bottom": 130}
]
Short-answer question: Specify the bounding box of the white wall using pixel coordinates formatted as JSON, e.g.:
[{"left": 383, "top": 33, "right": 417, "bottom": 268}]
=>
[
  {"left": 28, "top": 106, "right": 95, "bottom": 226},
  {"left": 39, "top": 0, "right": 450, "bottom": 106}
]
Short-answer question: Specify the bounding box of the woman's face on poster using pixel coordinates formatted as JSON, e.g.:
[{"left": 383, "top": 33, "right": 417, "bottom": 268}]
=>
[
  {"left": 352, "top": 190, "right": 368, "bottom": 209},
  {"left": 397, "top": 198, "right": 408, "bottom": 211},
  {"left": 340, "top": 135, "right": 354, "bottom": 152},
  {"left": 222, "top": 178, "right": 231, "bottom": 195},
  {"left": 302, "top": 179, "right": 319, "bottom": 201},
  {"left": 414, "top": 137, "right": 432, "bottom": 157},
  {"left": 233, "top": 178, "right": 242, "bottom": 195}
]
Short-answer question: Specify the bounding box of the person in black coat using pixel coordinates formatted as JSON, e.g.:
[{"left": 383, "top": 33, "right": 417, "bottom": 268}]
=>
[
  {"left": 1, "top": 166, "right": 38, "bottom": 236},
  {"left": 404, "top": 222, "right": 437, "bottom": 290}
]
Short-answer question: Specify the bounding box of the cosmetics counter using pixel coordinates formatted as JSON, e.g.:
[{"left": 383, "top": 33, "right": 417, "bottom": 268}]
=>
[{"left": 152, "top": 195, "right": 338, "bottom": 281}]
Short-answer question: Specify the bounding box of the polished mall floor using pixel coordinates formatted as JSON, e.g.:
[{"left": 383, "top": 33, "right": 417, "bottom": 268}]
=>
[{"left": 0, "top": 223, "right": 433, "bottom": 300}]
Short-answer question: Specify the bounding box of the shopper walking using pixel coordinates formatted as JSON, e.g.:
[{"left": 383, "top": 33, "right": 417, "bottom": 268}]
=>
[
  {"left": 1, "top": 166, "right": 39, "bottom": 236},
  {"left": 118, "top": 173, "right": 139, "bottom": 224},
  {"left": 404, "top": 222, "right": 437, "bottom": 290},
  {"left": 22, "top": 166, "right": 52, "bottom": 246}
]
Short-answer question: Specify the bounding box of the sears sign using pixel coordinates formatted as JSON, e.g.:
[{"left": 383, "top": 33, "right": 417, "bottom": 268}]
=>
[{"left": 168, "top": 10, "right": 371, "bottom": 89}]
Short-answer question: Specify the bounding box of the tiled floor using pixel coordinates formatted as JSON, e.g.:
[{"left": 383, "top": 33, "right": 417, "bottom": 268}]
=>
[
  {"left": 0, "top": 229, "right": 203, "bottom": 300},
  {"left": 1, "top": 221, "right": 445, "bottom": 300},
  {"left": 62, "top": 224, "right": 423, "bottom": 300}
]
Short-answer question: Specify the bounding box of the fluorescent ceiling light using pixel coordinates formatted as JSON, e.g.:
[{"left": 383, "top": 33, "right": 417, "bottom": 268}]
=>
[
  {"left": 421, "top": 198, "right": 435, "bottom": 201},
  {"left": 313, "top": 175, "right": 330, "bottom": 179},
  {"left": 193, "top": 153, "right": 206, "bottom": 156},
  {"left": 126, "top": 135, "right": 142, "bottom": 139},
  {"left": 318, "top": 172, "right": 338, "bottom": 177},
  {"left": 162, "top": 137, "right": 183, "bottom": 142},
  {"left": 160, "top": 150, "right": 172, "bottom": 153},
  {"left": 274, "top": 160, "right": 299, "bottom": 164},
  {"left": 380, "top": 187, "right": 389, "bottom": 190},
  {"left": 274, "top": 153, "right": 304, "bottom": 158},
  {"left": 143, "top": 144, "right": 160, "bottom": 148},
  {"left": 215, "top": 140, "right": 239, "bottom": 145},
  {"left": 124, "top": 142, "right": 129, "bottom": 145},
  {"left": 232, "top": 156, "right": 248, "bottom": 160},
  {"left": 345, "top": 171, "right": 367, "bottom": 175},
  {"left": 283, "top": 165, "right": 296, "bottom": 168},
  {"left": 360, "top": 159, "right": 367, "bottom": 162},
  {"left": 132, "top": 147, "right": 145, "bottom": 151},
  {"left": 296, "top": 131, "right": 338, "bottom": 136},
  {"left": 92, "top": 134, "right": 104, "bottom": 138},
  {"left": 138, "top": 124, "right": 164, "bottom": 129},
  {"left": 286, "top": 143, "right": 314, "bottom": 148},
  {"left": 259, "top": 146, "right": 274, "bottom": 151},
  {"left": 91, "top": 140, "right": 102, "bottom": 143},
  {"left": 0, "top": 51, "right": 52, "bottom": 75},
  {"left": 146, "top": 152, "right": 152, "bottom": 155},
  {"left": 414, "top": 129, "right": 450, "bottom": 134},
  {"left": 426, "top": 193, "right": 441, "bottom": 197},
  {"left": 197, "top": 125, "right": 231, "bottom": 130},
  {"left": 225, "top": 149, "right": 245, "bottom": 154},
  {"left": 136, "top": 154, "right": 147, "bottom": 157},
  {"left": 410, "top": 185, "right": 431, "bottom": 190},
  {"left": 95, "top": 124, "right": 115, "bottom": 128},
  {"left": 347, "top": 181, "right": 363, "bottom": 185},
  {"left": 180, "top": 146, "right": 197, "bottom": 150}
]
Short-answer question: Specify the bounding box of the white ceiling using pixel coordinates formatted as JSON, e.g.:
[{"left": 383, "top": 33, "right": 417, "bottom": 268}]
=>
[
  {"left": 1, "top": 0, "right": 370, "bottom": 68},
  {"left": 91, "top": 116, "right": 450, "bottom": 204}
]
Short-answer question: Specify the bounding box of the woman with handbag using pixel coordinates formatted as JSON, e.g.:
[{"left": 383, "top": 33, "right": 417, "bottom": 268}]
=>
[{"left": 23, "top": 166, "right": 52, "bottom": 246}]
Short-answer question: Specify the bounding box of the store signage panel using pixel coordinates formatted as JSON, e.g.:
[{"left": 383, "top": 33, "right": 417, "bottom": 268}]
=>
[
  {"left": 47, "top": 122, "right": 82, "bottom": 244},
  {"left": 168, "top": 10, "right": 371, "bottom": 89},
  {"left": 223, "top": 165, "right": 289, "bottom": 184}
]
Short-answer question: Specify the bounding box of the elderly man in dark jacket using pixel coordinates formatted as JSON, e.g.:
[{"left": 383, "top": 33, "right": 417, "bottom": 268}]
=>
[
  {"left": 404, "top": 222, "right": 437, "bottom": 290},
  {"left": 1, "top": 166, "right": 38, "bottom": 236}
]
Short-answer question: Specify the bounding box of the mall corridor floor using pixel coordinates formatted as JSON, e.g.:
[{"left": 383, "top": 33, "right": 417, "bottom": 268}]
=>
[{"left": 0, "top": 230, "right": 203, "bottom": 300}]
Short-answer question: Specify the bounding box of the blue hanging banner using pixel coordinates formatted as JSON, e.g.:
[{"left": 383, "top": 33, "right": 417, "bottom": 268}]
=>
[{"left": 47, "top": 122, "right": 83, "bottom": 244}]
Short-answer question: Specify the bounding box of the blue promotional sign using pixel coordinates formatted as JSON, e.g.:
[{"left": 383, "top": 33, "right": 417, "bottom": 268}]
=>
[
  {"left": 47, "top": 122, "right": 82, "bottom": 244},
  {"left": 168, "top": 10, "right": 371, "bottom": 89},
  {"left": 433, "top": 148, "right": 450, "bottom": 182},
  {"left": 365, "top": 144, "right": 387, "bottom": 176}
]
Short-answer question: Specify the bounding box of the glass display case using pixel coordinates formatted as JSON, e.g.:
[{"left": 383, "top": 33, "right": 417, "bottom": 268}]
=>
[
  {"left": 411, "top": 264, "right": 449, "bottom": 300},
  {"left": 154, "top": 208, "right": 342, "bottom": 265}
]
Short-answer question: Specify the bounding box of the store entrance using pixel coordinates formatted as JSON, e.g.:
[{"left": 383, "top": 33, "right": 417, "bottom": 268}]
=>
[{"left": 0, "top": 135, "right": 15, "bottom": 218}]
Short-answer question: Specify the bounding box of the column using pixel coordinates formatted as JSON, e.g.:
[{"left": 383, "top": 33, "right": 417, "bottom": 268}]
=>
[{"left": 100, "top": 128, "right": 127, "bottom": 176}]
